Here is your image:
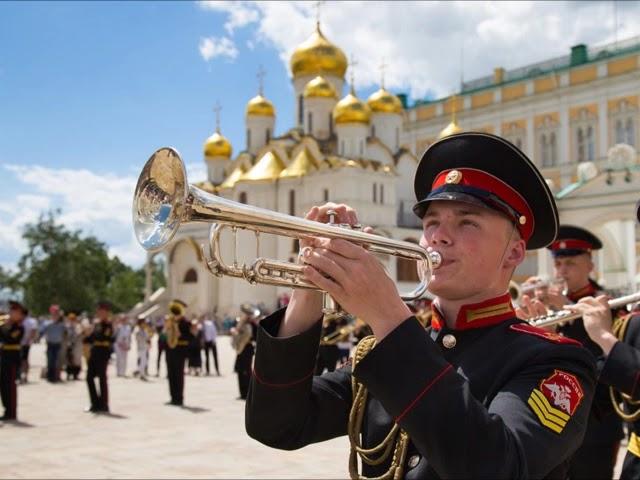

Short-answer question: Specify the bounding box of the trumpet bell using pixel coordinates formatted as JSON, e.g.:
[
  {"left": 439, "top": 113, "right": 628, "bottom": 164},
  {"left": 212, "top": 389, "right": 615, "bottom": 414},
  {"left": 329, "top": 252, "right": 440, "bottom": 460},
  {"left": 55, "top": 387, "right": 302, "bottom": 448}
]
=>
[{"left": 133, "top": 147, "right": 188, "bottom": 251}]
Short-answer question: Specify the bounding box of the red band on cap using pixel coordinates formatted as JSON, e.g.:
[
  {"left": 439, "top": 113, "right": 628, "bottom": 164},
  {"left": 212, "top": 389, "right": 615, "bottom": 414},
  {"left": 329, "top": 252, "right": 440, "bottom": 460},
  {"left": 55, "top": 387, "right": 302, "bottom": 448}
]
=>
[
  {"left": 550, "top": 239, "right": 592, "bottom": 252},
  {"left": 432, "top": 168, "right": 534, "bottom": 241}
]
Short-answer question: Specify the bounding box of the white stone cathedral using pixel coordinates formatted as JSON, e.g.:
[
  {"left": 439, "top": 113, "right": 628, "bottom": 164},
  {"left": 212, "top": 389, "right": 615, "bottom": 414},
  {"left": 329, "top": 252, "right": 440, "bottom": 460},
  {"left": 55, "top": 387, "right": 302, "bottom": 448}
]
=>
[{"left": 145, "top": 23, "right": 424, "bottom": 318}]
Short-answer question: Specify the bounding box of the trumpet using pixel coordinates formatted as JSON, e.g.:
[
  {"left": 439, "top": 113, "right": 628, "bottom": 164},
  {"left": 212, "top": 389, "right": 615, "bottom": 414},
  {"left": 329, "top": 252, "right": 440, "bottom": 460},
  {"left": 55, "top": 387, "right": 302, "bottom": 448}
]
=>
[
  {"left": 508, "top": 279, "right": 551, "bottom": 303},
  {"left": 528, "top": 291, "right": 640, "bottom": 329},
  {"left": 132, "top": 147, "right": 442, "bottom": 315}
]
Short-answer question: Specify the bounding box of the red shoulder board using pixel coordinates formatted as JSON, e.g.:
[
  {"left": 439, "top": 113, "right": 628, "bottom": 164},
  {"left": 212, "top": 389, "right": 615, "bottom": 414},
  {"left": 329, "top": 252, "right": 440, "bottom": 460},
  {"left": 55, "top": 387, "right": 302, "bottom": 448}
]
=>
[{"left": 509, "top": 323, "right": 582, "bottom": 346}]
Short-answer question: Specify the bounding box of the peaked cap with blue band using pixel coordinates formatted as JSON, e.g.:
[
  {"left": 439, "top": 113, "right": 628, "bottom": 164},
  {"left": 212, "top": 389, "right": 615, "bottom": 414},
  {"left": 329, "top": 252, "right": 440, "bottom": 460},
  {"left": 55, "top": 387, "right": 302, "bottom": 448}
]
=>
[{"left": 413, "top": 132, "right": 558, "bottom": 250}]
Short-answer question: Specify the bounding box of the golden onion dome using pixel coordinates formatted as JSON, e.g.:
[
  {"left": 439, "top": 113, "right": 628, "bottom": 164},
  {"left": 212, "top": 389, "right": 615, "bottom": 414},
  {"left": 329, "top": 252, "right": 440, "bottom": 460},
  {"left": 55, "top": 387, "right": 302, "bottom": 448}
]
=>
[
  {"left": 333, "top": 91, "right": 371, "bottom": 125},
  {"left": 367, "top": 87, "right": 403, "bottom": 114},
  {"left": 303, "top": 76, "right": 338, "bottom": 99},
  {"left": 246, "top": 94, "right": 275, "bottom": 117},
  {"left": 290, "top": 24, "right": 348, "bottom": 79},
  {"left": 437, "top": 121, "right": 463, "bottom": 139},
  {"left": 203, "top": 131, "right": 232, "bottom": 159}
]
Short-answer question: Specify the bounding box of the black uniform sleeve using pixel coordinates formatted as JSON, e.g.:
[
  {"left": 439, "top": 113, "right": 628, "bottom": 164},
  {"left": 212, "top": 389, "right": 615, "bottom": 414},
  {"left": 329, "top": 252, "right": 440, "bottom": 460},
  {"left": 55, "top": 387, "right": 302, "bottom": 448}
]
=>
[
  {"left": 245, "top": 309, "right": 353, "bottom": 450},
  {"left": 353, "top": 317, "right": 596, "bottom": 479},
  {"left": 599, "top": 340, "right": 640, "bottom": 400}
]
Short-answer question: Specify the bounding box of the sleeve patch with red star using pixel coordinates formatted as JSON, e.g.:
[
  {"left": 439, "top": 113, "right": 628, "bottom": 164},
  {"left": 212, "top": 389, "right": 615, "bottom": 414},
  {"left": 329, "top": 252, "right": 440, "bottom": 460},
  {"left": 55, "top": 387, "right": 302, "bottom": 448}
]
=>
[
  {"left": 527, "top": 370, "right": 584, "bottom": 434},
  {"left": 509, "top": 323, "right": 582, "bottom": 346}
]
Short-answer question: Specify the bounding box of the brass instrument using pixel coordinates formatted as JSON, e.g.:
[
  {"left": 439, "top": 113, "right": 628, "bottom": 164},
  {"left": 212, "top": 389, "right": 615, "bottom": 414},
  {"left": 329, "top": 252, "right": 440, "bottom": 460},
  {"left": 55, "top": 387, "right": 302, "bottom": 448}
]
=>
[
  {"left": 508, "top": 279, "right": 550, "bottom": 303},
  {"left": 132, "top": 147, "right": 442, "bottom": 315},
  {"left": 164, "top": 315, "right": 179, "bottom": 349},
  {"left": 528, "top": 291, "right": 640, "bottom": 329},
  {"left": 231, "top": 317, "right": 253, "bottom": 353},
  {"left": 321, "top": 325, "right": 355, "bottom": 346}
]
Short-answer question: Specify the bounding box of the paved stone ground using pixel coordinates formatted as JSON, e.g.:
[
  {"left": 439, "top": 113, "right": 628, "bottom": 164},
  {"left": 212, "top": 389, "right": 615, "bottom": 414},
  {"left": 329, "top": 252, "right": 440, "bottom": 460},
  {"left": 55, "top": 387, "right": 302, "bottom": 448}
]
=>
[{"left": 2, "top": 339, "right": 627, "bottom": 478}]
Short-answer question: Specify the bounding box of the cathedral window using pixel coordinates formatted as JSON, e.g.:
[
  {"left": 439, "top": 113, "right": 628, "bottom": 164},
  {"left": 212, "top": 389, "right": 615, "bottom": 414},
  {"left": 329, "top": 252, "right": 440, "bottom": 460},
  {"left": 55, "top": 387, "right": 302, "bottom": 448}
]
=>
[
  {"left": 380, "top": 184, "right": 384, "bottom": 205},
  {"left": 247, "top": 129, "right": 251, "bottom": 151},
  {"left": 239, "top": 192, "right": 247, "bottom": 204},
  {"left": 340, "top": 140, "right": 345, "bottom": 156},
  {"left": 323, "top": 188, "right": 329, "bottom": 202},
  {"left": 371, "top": 125, "right": 376, "bottom": 138},
  {"left": 396, "top": 128, "right": 400, "bottom": 150},
  {"left": 329, "top": 113, "right": 333, "bottom": 136},
  {"left": 308, "top": 112, "right": 313, "bottom": 134},
  {"left": 360, "top": 140, "right": 364, "bottom": 156},
  {"left": 266, "top": 128, "right": 271, "bottom": 143},
  {"left": 373, "top": 183, "right": 377, "bottom": 203},
  {"left": 183, "top": 268, "right": 198, "bottom": 283},
  {"left": 298, "top": 95, "right": 304, "bottom": 126},
  {"left": 289, "top": 189, "right": 295, "bottom": 216}
]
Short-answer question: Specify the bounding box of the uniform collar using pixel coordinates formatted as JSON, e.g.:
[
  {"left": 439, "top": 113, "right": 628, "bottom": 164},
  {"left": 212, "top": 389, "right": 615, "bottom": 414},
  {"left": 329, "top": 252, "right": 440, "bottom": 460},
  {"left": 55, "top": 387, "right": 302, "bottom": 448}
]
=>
[
  {"left": 567, "top": 282, "right": 597, "bottom": 303},
  {"left": 430, "top": 293, "right": 515, "bottom": 331}
]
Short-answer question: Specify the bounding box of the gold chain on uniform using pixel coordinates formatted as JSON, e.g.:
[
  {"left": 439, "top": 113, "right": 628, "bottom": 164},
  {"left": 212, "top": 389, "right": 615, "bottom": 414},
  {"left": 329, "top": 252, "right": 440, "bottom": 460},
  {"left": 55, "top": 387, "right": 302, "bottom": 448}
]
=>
[
  {"left": 609, "top": 314, "right": 640, "bottom": 422},
  {"left": 348, "top": 335, "right": 410, "bottom": 480}
]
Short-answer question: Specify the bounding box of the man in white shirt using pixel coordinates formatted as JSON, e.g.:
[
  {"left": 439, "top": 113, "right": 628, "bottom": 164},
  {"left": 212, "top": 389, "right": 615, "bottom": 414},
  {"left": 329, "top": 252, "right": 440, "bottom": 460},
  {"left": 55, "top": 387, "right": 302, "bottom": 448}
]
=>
[
  {"left": 202, "top": 314, "right": 220, "bottom": 376},
  {"left": 134, "top": 317, "right": 150, "bottom": 380},
  {"left": 114, "top": 316, "right": 131, "bottom": 377},
  {"left": 19, "top": 314, "right": 37, "bottom": 383}
]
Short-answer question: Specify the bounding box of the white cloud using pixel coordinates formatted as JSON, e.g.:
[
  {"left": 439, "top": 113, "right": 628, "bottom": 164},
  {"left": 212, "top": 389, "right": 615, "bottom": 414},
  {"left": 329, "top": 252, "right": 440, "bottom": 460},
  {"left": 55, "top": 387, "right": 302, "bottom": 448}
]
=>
[
  {"left": 198, "top": 1, "right": 259, "bottom": 34},
  {"left": 199, "top": 1, "right": 640, "bottom": 98},
  {"left": 199, "top": 36, "right": 239, "bottom": 62},
  {"left": 0, "top": 164, "right": 146, "bottom": 270}
]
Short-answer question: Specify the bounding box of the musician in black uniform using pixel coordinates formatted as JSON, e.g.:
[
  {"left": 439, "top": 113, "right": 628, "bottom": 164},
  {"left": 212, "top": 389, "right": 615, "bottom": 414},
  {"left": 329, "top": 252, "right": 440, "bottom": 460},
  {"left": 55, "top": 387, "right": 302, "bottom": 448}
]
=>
[
  {"left": 85, "top": 300, "right": 114, "bottom": 413},
  {"left": 245, "top": 132, "right": 597, "bottom": 478},
  {"left": 569, "top": 202, "right": 640, "bottom": 479},
  {"left": 232, "top": 303, "right": 259, "bottom": 400},
  {"left": 1, "top": 301, "right": 26, "bottom": 421},
  {"left": 165, "top": 299, "right": 191, "bottom": 406},
  {"left": 542, "top": 226, "right": 624, "bottom": 479}
]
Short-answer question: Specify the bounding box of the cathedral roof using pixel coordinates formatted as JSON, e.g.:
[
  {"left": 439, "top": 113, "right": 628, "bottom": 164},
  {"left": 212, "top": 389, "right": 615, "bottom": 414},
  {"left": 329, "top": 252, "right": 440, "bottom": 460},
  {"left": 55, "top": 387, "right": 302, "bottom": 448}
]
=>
[
  {"left": 367, "top": 87, "right": 403, "bottom": 114},
  {"left": 240, "top": 151, "right": 285, "bottom": 182},
  {"left": 280, "top": 148, "right": 318, "bottom": 179},
  {"left": 303, "top": 75, "right": 338, "bottom": 99},
  {"left": 219, "top": 164, "right": 247, "bottom": 189},
  {"left": 333, "top": 91, "right": 371, "bottom": 125}
]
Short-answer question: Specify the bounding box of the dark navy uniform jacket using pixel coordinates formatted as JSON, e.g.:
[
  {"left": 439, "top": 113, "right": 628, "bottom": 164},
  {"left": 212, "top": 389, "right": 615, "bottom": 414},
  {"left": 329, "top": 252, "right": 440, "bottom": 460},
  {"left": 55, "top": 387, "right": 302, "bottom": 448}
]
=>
[
  {"left": 599, "top": 313, "right": 640, "bottom": 479},
  {"left": 558, "top": 282, "right": 624, "bottom": 447},
  {"left": 87, "top": 321, "right": 114, "bottom": 358},
  {"left": 246, "top": 295, "right": 597, "bottom": 479},
  {"left": 0, "top": 322, "right": 25, "bottom": 362}
]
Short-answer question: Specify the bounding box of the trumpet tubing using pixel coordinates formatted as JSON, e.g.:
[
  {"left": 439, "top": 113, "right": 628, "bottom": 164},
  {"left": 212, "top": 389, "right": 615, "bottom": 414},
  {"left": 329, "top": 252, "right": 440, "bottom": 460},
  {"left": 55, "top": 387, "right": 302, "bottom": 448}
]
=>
[{"left": 133, "top": 147, "right": 442, "bottom": 315}]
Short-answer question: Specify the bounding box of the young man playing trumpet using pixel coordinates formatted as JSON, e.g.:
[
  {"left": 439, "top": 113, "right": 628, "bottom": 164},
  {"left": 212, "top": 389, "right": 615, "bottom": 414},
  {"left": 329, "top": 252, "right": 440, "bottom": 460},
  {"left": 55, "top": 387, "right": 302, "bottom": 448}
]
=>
[{"left": 245, "top": 133, "right": 596, "bottom": 478}]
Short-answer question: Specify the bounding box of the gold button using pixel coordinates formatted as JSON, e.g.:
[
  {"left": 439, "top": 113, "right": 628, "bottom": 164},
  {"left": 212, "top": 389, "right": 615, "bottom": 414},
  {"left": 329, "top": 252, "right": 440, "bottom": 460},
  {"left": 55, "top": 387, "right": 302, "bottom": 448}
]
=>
[
  {"left": 445, "top": 170, "right": 462, "bottom": 184},
  {"left": 442, "top": 334, "right": 456, "bottom": 349},
  {"left": 407, "top": 454, "right": 420, "bottom": 469},
  {"left": 518, "top": 215, "right": 526, "bottom": 225}
]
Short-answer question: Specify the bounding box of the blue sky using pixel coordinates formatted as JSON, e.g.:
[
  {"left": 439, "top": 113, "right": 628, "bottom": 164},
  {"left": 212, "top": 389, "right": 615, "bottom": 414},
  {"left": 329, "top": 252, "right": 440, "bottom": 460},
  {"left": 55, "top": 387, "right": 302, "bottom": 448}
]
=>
[{"left": 1, "top": 1, "right": 639, "bottom": 269}]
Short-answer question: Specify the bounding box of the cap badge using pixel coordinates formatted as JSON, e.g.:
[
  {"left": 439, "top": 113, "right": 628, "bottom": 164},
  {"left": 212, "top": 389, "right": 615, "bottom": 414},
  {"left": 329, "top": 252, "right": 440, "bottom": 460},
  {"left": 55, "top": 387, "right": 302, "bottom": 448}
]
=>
[
  {"left": 559, "top": 241, "right": 566, "bottom": 249},
  {"left": 445, "top": 170, "right": 462, "bottom": 184},
  {"left": 519, "top": 215, "right": 527, "bottom": 225}
]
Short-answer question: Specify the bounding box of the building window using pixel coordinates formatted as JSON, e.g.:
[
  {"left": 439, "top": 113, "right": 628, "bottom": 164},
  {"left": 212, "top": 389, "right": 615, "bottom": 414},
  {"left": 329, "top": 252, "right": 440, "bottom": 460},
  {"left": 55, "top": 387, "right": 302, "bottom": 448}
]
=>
[
  {"left": 373, "top": 183, "right": 377, "bottom": 203},
  {"left": 292, "top": 239, "right": 299, "bottom": 254},
  {"left": 616, "top": 119, "right": 625, "bottom": 144},
  {"left": 395, "top": 128, "right": 400, "bottom": 150},
  {"left": 380, "top": 184, "right": 384, "bottom": 205},
  {"left": 329, "top": 113, "right": 333, "bottom": 136},
  {"left": 397, "top": 238, "right": 420, "bottom": 282},
  {"left": 298, "top": 95, "right": 304, "bottom": 126},
  {"left": 266, "top": 128, "right": 271, "bottom": 143},
  {"left": 626, "top": 118, "right": 636, "bottom": 147},
  {"left": 308, "top": 112, "right": 313, "bottom": 134},
  {"left": 540, "top": 134, "right": 549, "bottom": 167},
  {"left": 340, "top": 140, "right": 345, "bottom": 156},
  {"left": 238, "top": 192, "right": 247, "bottom": 204},
  {"left": 247, "top": 129, "right": 251, "bottom": 151},
  {"left": 288, "top": 189, "right": 295, "bottom": 216},
  {"left": 183, "top": 268, "right": 198, "bottom": 283},
  {"left": 371, "top": 125, "right": 376, "bottom": 138},
  {"left": 577, "top": 127, "right": 585, "bottom": 162},
  {"left": 586, "top": 126, "right": 595, "bottom": 161},
  {"left": 549, "top": 132, "right": 557, "bottom": 165},
  {"left": 323, "top": 188, "right": 329, "bottom": 202}
]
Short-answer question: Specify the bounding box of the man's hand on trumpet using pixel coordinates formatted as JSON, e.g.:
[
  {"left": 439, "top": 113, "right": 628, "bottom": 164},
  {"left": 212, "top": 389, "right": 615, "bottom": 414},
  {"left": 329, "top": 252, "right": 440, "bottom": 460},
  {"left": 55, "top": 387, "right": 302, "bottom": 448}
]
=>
[{"left": 279, "top": 203, "right": 377, "bottom": 338}]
